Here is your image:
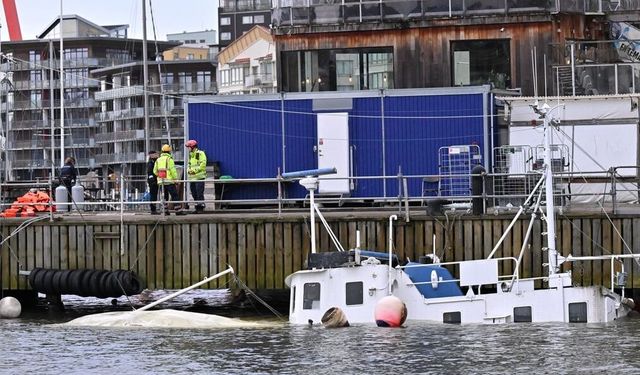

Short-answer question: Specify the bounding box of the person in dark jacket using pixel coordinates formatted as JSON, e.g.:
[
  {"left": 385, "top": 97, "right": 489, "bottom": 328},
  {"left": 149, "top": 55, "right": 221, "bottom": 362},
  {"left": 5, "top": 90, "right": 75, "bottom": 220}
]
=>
[
  {"left": 59, "top": 156, "right": 77, "bottom": 200},
  {"left": 147, "top": 150, "right": 159, "bottom": 214}
]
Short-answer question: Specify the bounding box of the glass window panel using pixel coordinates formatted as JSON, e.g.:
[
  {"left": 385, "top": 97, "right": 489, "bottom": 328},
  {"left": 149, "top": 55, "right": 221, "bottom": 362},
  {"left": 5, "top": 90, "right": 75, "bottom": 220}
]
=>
[{"left": 451, "top": 39, "right": 511, "bottom": 89}]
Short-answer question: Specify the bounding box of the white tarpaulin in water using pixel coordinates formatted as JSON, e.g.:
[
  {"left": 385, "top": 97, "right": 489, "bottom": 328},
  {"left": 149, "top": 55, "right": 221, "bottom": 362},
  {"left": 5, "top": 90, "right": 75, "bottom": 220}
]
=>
[
  {"left": 504, "top": 96, "right": 639, "bottom": 203},
  {"left": 64, "top": 309, "right": 277, "bottom": 329}
]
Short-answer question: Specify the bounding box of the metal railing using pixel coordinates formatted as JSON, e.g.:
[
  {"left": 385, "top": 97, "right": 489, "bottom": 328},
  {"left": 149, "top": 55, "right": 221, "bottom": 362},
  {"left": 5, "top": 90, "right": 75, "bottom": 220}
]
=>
[{"left": 1, "top": 167, "right": 637, "bottom": 217}]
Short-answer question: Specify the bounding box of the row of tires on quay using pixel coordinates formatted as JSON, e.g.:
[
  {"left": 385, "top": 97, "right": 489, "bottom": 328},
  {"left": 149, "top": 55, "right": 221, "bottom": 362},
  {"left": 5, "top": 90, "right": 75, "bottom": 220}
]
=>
[{"left": 28, "top": 268, "right": 144, "bottom": 298}]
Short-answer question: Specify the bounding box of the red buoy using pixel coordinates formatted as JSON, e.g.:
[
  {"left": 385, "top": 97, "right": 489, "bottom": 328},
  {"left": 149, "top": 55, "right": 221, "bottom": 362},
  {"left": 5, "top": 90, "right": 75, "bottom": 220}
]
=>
[{"left": 374, "top": 295, "right": 407, "bottom": 327}]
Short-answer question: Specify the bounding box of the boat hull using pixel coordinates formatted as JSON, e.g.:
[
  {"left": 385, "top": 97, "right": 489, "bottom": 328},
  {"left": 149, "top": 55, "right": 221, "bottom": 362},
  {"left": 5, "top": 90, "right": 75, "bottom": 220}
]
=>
[{"left": 286, "top": 265, "right": 631, "bottom": 325}]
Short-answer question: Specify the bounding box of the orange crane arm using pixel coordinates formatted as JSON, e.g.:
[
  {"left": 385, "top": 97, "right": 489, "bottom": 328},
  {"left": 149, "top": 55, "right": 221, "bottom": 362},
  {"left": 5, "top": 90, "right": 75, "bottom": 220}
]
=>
[{"left": 2, "top": 0, "right": 22, "bottom": 41}]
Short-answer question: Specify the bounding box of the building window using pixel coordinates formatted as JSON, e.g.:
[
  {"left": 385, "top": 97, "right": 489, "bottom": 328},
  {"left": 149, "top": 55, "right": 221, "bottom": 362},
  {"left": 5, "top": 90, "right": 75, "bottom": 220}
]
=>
[
  {"left": 281, "top": 47, "right": 393, "bottom": 93},
  {"left": 63, "top": 48, "right": 88, "bottom": 61},
  {"left": 199, "top": 39, "right": 206, "bottom": 43},
  {"left": 221, "top": 32, "right": 231, "bottom": 41},
  {"left": 106, "top": 48, "right": 131, "bottom": 63},
  {"left": 178, "top": 72, "right": 193, "bottom": 91},
  {"left": 29, "top": 50, "right": 41, "bottom": 63},
  {"left": 451, "top": 39, "right": 511, "bottom": 89},
  {"left": 30, "top": 91, "right": 42, "bottom": 108},
  {"left": 242, "top": 15, "right": 253, "bottom": 24},
  {"left": 161, "top": 72, "right": 174, "bottom": 90},
  {"left": 254, "top": 15, "right": 265, "bottom": 23},
  {"left": 220, "top": 69, "right": 230, "bottom": 86},
  {"left": 196, "top": 71, "right": 212, "bottom": 90},
  {"left": 64, "top": 68, "right": 89, "bottom": 87},
  {"left": 230, "top": 66, "right": 245, "bottom": 85},
  {"left": 220, "top": 17, "right": 231, "bottom": 26}
]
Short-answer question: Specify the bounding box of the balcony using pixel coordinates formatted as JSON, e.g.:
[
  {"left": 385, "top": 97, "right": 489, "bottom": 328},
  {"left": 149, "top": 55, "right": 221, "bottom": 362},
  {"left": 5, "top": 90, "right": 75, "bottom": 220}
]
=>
[
  {"left": 271, "top": 0, "right": 638, "bottom": 29},
  {"left": 221, "top": 0, "right": 271, "bottom": 12},
  {"left": 96, "top": 107, "right": 145, "bottom": 122},
  {"left": 95, "top": 152, "right": 147, "bottom": 165},
  {"left": 12, "top": 78, "right": 99, "bottom": 91},
  {"left": 95, "top": 129, "right": 145, "bottom": 143},
  {"left": 12, "top": 98, "right": 99, "bottom": 110},
  {"left": 94, "top": 85, "right": 145, "bottom": 101},
  {"left": 272, "top": 0, "right": 563, "bottom": 28},
  {"left": 149, "top": 128, "right": 184, "bottom": 139},
  {"left": 245, "top": 73, "right": 275, "bottom": 87},
  {"left": 11, "top": 157, "right": 95, "bottom": 169},
  {"left": 10, "top": 119, "right": 49, "bottom": 130},
  {"left": 161, "top": 82, "right": 217, "bottom": 94},
  {"left": 7, "top": 136, "right": 95, "bottom": 150}
]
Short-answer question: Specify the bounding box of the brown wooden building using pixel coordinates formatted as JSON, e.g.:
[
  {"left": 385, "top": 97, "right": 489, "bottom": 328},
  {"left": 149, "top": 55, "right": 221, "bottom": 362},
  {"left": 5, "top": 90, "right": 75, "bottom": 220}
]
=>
[{"left": 271, "top": 1, "right": 640, "bottom": 96}]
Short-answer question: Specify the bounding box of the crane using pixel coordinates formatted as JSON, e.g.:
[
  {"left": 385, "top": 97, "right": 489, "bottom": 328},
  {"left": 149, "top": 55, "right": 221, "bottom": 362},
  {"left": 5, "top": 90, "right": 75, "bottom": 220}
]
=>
[{"left": 2, "top": 0, "right": 22, "bottom": 41}]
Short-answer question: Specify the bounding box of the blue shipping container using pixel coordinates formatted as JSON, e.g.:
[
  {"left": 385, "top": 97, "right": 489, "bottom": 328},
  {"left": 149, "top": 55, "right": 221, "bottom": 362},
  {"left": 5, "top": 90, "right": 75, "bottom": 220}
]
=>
[{"left": 186, "top": 86, "right": 493, "bottom": 201}]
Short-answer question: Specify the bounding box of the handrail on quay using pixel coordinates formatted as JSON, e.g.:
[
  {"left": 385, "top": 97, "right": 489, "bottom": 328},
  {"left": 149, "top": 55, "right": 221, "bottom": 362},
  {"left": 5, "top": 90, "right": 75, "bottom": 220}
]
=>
[{"left": 0, "top": 166, "right": 638, "bottom": 218}]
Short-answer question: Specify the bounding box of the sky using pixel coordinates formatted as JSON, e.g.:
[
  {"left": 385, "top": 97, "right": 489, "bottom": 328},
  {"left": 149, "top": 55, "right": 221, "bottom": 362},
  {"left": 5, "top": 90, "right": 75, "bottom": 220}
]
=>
[{"left": 0, "top": 0, "right": 218, "bottom": 41}]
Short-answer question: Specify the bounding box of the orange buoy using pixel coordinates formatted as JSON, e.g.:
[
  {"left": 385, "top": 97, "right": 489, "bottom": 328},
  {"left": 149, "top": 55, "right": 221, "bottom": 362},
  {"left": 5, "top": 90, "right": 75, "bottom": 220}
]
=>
[{"left": 374, "top": 295, "right": 407, "bottom": 327}]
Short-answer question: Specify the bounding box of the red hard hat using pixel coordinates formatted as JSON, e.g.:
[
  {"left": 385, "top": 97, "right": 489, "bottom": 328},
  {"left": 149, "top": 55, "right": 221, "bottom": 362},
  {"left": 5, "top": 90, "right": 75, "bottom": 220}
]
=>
[{"left": 186, "top": 140, "right": 197, "bottom": 148}]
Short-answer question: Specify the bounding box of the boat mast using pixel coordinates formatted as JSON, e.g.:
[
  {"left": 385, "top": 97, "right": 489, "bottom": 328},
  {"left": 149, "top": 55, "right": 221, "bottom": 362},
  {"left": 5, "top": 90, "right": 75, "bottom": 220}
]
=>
[
  {"left": 142, "top": 0, "right": 150, "bottom": 156},
  {"left": 540, "top": 103, "right": 558, "bottom": 275}
]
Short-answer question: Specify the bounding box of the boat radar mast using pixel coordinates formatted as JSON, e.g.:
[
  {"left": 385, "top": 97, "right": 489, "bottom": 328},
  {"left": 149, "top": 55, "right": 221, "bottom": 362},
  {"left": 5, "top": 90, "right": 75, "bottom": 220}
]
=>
[{"left": 531, "top": 101, "right": 565, "bottom": 275}]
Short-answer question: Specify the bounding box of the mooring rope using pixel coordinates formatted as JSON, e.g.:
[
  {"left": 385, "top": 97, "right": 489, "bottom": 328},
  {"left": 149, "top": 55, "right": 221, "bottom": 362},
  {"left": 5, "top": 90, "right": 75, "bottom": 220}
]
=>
[
  {"left": 0, "top": 216, "right": 48, "bottom": 268},
  {"left": 233, "top": 275, "right": 286, "bottom": 321}
]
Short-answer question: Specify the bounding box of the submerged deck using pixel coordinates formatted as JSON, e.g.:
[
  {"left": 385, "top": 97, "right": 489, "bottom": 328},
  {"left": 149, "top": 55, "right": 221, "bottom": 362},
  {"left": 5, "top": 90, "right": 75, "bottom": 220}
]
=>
[{"left": 2, "top": 204, "right": 640, "bottom": 294}]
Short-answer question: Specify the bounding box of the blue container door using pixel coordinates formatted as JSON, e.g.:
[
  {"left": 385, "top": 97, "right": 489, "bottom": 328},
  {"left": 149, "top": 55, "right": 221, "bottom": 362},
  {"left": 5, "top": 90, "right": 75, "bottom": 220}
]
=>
[{"left": 349, "top": 97, "right": 384, "bottom": 198}]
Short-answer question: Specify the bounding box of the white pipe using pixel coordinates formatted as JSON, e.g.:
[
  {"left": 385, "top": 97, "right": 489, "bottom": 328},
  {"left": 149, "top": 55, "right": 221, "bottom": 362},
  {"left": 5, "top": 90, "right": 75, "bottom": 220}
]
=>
[
  {"left": 313, "top": 203, "right": 344, "bottom": 252},
  {"left": 387, "top": 214, "right": 397, "bottom": 295},
  {"left": 136, "top": 267, "right": 234, "bottom": 312},
  {"left": 310, "top": 188, "right": 316, "bottom": 254},
  {"left": 59, "top": 0, "right": 65, "bottom": 167}
]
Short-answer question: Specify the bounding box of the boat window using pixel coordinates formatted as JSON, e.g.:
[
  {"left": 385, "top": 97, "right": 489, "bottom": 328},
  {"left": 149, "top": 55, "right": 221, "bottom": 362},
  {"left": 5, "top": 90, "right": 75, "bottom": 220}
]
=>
[
  {"left": 443, "top": 311, "right": 461, "bottom": 324},
  {"left": 568, "top": 302, "right": 588, "bottom": 323},
  {"left": 513, "top": 306, "right": 532, "bottom": 323},
  {"left": 291, "top": 286, "right": 296, "bottom": 314},
  {"left": 345, "top": 281, "right": 363, "bottom": 305},
  {"left": 303, "top": 282, "right": 321, "bottom": 310}
]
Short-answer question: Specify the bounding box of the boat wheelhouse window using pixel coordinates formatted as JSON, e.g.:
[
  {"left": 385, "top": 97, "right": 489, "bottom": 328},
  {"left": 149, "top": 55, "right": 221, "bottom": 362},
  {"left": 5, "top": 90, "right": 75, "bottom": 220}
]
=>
[
  {"left": 345, "top": 281, "right": 363, "bottom": 305},
  {"left": 451, "top": 39, "right": 511, "bottom": 89},
  {"left": 513, "top": 306, "right": 532, "bottom": 323},
  {"left": 568, "top": 302, "right": 588, "bottom": 323},
  {"left": 291, "top": 286, "right": 296, "bottom": 314},
  {"left": 303, "top": 282, "right": 321, "bottom": 310},
  {"left": 443, "top": 311, "right": 461, "bottom": 324}
]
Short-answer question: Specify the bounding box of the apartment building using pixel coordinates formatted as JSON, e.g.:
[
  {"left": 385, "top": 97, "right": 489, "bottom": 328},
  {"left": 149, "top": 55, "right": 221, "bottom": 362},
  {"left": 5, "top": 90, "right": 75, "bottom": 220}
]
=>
[{"left": 0, "top": 15, "right": 174, "bottom": 182}]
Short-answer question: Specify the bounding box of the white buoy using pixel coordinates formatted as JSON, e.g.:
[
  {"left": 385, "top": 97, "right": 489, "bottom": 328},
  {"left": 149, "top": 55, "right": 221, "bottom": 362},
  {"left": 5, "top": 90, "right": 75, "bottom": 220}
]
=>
[
  {"left": 374, "top": 295, "right": 407, "bottom": 327},
  {"left": 0, "top": 296, "right": 22, "bottom": 319}
]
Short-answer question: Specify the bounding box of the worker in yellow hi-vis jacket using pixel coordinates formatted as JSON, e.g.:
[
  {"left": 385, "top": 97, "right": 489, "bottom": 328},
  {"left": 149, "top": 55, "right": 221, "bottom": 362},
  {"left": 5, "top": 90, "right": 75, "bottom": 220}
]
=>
[
  {"left": 185, "top": 139, "right": 207, "bottom": 213},
  {"left": 153, "top": 144, "right": 185, "bottom": 215}
]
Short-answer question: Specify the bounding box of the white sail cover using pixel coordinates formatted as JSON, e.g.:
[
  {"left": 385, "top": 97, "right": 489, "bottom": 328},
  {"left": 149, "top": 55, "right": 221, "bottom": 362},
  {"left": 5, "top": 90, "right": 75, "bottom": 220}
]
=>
[{"left": 64, "top": 309, "right": 276, "bottom": 329}]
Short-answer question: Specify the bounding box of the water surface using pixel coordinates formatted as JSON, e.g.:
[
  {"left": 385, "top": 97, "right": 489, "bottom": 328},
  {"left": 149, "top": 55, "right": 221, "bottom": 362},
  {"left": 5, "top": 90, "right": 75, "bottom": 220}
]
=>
[{"left": 2, "top": 293, "right": 640, "bottom": 374}]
